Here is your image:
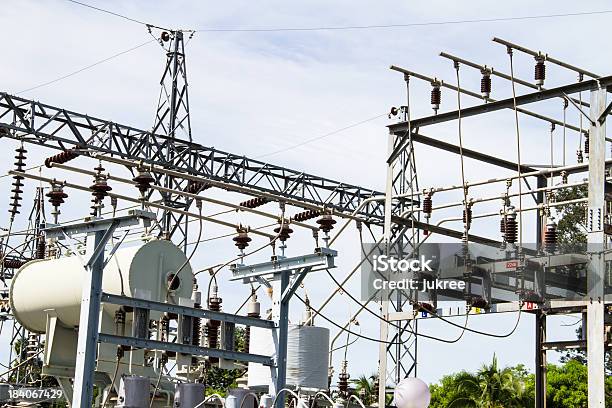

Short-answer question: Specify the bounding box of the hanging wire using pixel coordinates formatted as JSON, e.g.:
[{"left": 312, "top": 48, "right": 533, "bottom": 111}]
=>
[
  {"left": 507, "top": 48, "right": 524, "bottom": 249},
  {"left": 550, "top": 123, "right": 556, "bottom": 186},
  {"left": 562, "top": 98, "right": 568, "bottom": 166},
  {"left": 578, "top": 74, "right": 584, "bottom": 161}
]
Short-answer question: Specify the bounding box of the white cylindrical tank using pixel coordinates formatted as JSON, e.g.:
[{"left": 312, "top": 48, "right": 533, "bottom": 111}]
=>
[
  {"left": 10, "top": 239, "right": 193, "bottom": 333},
  {"left": 247, "top": 325, "right": 329, "bottom": 391}
]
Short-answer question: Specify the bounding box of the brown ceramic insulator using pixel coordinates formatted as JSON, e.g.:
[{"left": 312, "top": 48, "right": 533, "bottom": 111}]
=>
[
  {"left": 239, "top": 197, "right": 269, "bottom": 209},
  {"left": 233, "top": 229, "right": 252, "bottom": 250},
  {"left": 132, "top": 169, "right": 155, "bottom": 195},
  {"left": 316, "top": 214, "right": 337, "bottom": 233},
  {"left": 292, "top": 209, "right": 321, "bottom": 222},
  {"left": 274, "top": 223, "right": 293, "bottom": 242},
  {"left": 44, "top": 148, "right": 79, "bottom": 168},
  {"left": 422, "top": 194, "right": 432, "bottom": 216},
  {"left": 544, "top": 222, "right": 557, "bottom": 253},
  {"left": 505, "top": 218, "right": 518, "bottom": 244}
]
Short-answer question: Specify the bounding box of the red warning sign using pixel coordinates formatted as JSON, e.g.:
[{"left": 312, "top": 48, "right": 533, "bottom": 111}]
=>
[{"left": 506, "top": 261, "right": 518, "bottom": 269}]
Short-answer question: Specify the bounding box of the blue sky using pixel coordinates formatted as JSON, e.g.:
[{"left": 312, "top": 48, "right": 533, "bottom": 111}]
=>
[{"left": 1, "top": 0, "right": 609, "bottom": 387}]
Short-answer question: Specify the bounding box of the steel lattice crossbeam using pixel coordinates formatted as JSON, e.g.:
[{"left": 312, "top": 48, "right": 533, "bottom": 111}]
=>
[{"left": 0, "top": 92, "right": 392, "bottom": 223}]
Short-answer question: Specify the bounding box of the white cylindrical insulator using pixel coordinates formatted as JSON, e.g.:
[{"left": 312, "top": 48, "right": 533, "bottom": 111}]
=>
[{"left": 248, "top": 301, "right": 260, "bottom": 316}]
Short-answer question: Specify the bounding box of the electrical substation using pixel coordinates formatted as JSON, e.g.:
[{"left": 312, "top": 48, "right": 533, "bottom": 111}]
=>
[{"left": 0, "top": 12, "right": 611, "bottom": 408}]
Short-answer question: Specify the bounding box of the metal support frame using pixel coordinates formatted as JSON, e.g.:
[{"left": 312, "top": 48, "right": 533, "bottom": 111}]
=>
[
  {"left": 49, "top": 211, "right": 154, "bottom": 407},
  {"left": 0, "top": 93, "right": 388, "bottom": 225},
  {"left": 535, "top": 311, "right": 547, "bottom": 408},
  {"left": 586, "top": 85, "right": 607, "bottom": 408},
  {"left": 379, "top": 99, "right": 421, "bottom": 406},
  {"left": 386, "top": 43, "right": 611, "bottom": 407},
  {"left": 101, "top": 292, "right": 275, "bottom": 329},
  {"left": 151, "top": 30, "right": 194, "bottom": 246},
  {"left": 388, "top": 76, "right": 612, "bottom": 164},
  {"left": 98, "top": 334, "right": 273, "bottom": 366},
  {"left": 231, "top": 249, "right": 336, "bottom": 408}
]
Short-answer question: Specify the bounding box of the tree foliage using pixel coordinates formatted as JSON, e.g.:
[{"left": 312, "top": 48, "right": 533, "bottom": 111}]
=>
[
  {"left": 429, "top": 357, "right": 612, "bottom": 408},
  {"left": 429, "top": 355, "right": 532, "bottom": 408}
]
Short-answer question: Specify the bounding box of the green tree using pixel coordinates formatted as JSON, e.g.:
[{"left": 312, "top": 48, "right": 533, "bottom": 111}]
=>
[
  {"left": 544, "top": 360, "right": 612, "bottom": 408},
  {"left": 429, "top": 355, "right": 533, "bottom": 408},
  {"left": 204, "top": 326, "right": 247, "bottom": 396},
  {"left": 351, "top": 374, "right": 392, "bottom": 406},
  {"left": 551, "top": 185, "right": 587, "bottom": 247}
]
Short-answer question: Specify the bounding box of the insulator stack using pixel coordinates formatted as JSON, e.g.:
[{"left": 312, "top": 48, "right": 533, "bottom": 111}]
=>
[
  {"left": 338, "top": 375, "right": 349, "bottom": 397},
  {"left": 584, "top": 133, "right": 589, "bottom": 156},
  {"left": 422, "top": 194, "right": 433, "bottom": 219},
  {"left": 316, "top": 214, "right": 336, "bottom": 233},
  {"left": 9, "top": 146, "right": 27, "bottom": 219},
  {"left": 505, "top": 212, "right": 518, "bottom": 244},
  {"left": 114, "top": 309, "right": 126, "bottom": 336},
  {"left": 245, "top": 295, "right": 260, "bottom": 353},
  {"left": 89, "top": 165, "right": 112, "bottom": 216},
  {"left": 481, "top": 71, "right": 492, "bottom": 99},
  {"left": 192, "top": 303, "right": 202, "bottom": 347},
  {"left": 544, "top": 221, "right": 558, "bottom": 253},
  {"left": 431, "top": 83, "right": 441, "bottom": 113},
  {"left": 233, "top": 227, "right": 252, "bottom": 250},
  {"left": 160, "top": 316, "right": 170, "bottom": 342},
  {"left": 3, "top": 258, "right": 27, "bottom": 269},
  {"left": 46, "top": 181, "right": 68, "bottom": 211},
  {"left": 25, "top": 333, "right": 39, "bottom": 361},
  {"left": 186, "top": 180, "right": 211, "bottom": 194},
  {"left": 462, "top": 207, "right": 472, "bottom": 227},
  {"left": 35, "top": 236, "right": 45, "bottom": 259},
  {"left": 500, "top": 215, "right": 506, "bottom": 235},
  {"left": 274, "top": 222, "right": 293, "bottom": 242},
  {"left": 338, "top": 371, "right": 350, "bottom": 396},
  {"left": 44, "top": 148, "right": 79, "bottom": 168},
  {"left": 206, "top": 295, "right": 222, "bottom": 362},
  {"left": 132, "top": 167, "right": 155, "bottom": 196},
  {"left": 240, "top": 197, "right": 269, "bottom": 209},
  {"left": 577, "top": 149, "right": 584, "bottom": 163},
  {"left": 534, "top": 56, "right": 546, "bottom": 87},
  {"left": 292, "top": 209, "right": 321, "bottom": 222},
  {"left": 461, "top": 233, "right": 469, "bottom": 258}
]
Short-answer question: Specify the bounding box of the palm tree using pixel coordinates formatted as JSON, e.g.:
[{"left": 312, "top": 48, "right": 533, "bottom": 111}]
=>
[
  {"left": 352, "top": 374, "right": 393, "bottom": 406},
  {"left": 448, "top": 355, "right": 531, "bottom": 408},
  {"left": 353, "top": 374, "right": 376, "bottom": 405}
]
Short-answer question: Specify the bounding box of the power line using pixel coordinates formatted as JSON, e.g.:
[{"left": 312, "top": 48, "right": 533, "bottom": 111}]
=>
[
  {"left": 196, "top": 10, "right": 612, "bottom": 32},
  {"left": 62, "top": 1, "right": 612, "bottom": 34},
  {"left": 255, "top": 113, "right": 386, "bottom": 159},
  {"left": 65, "top": 0, "right": 149, "bottom": 26},
  {"left": 17, "top": 40, "right": 155, "bottom": 94}
]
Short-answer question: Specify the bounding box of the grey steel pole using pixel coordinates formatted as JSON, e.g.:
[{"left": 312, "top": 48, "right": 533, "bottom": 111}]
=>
[
  {"left": 586, "top": 85, "right": 606, "bottom": 408},
  {"left": 273, "top": 271, "right": 290, "bottom": 408},
  {"left": 72, "top": 229, "right": 106, "bottom": 407}
]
